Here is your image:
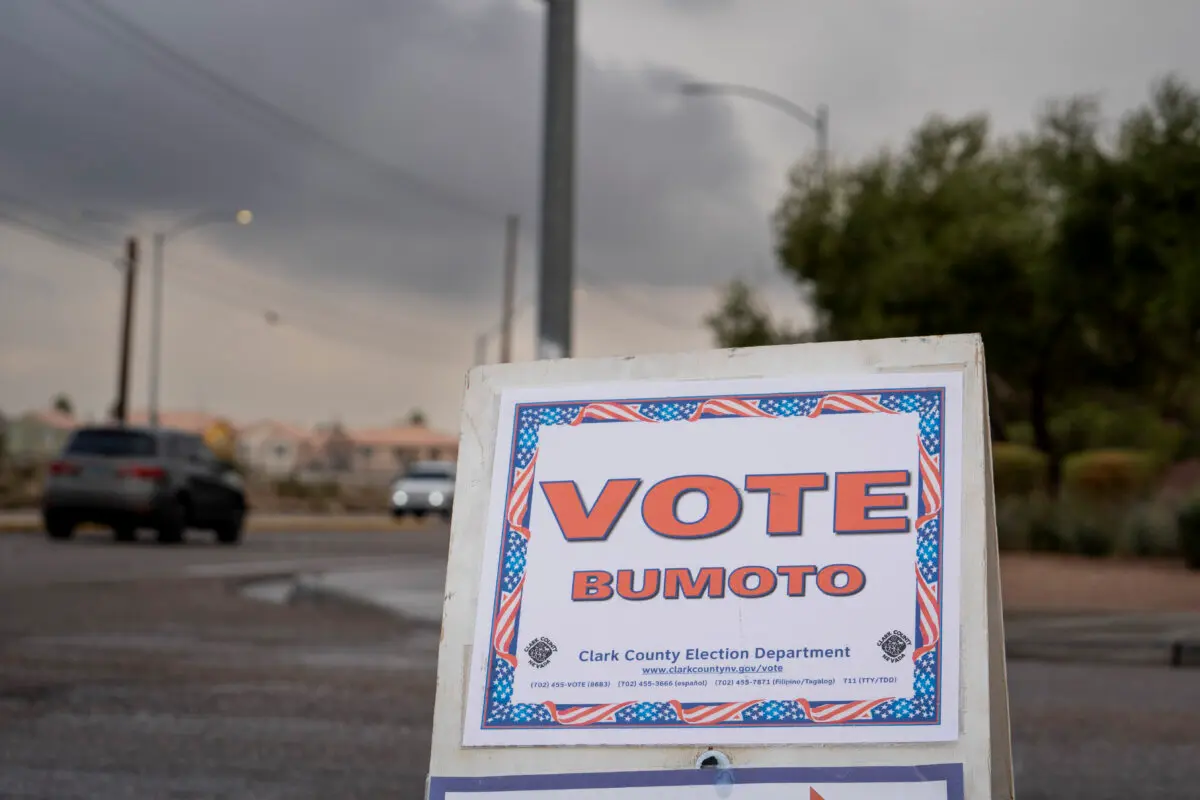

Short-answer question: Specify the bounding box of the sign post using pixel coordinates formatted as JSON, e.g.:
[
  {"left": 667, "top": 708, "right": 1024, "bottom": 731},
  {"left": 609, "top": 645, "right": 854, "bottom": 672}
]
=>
[{"left": 428, "top": 334, "right": 1013, "bottom": 799}]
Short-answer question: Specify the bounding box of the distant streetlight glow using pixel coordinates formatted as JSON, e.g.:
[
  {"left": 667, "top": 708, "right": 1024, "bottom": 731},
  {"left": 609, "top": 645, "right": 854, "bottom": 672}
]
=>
[{"left": 236, "top": 209, "right": 253, "bottom": 226}]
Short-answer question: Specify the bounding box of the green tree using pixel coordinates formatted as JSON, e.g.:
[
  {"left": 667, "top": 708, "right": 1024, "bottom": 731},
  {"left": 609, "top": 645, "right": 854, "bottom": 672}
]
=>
[
  {"left": 708, "top": 75, "right": 1200, "bottom": 484},
  {"left": 406, "top": 409, "right": 428, "bottom": 427},
  {"left": 710, "top": 105, "right": 1113, "bottom": 486},
  {"left": 1057, "top": 77, "right": 1200, "bottom": 444},
  {"left": 51, "top": 393, "right": 74, "bottom": 417},
  {"left": 705, "top": 279, "right": 780, "bottom": 348}
]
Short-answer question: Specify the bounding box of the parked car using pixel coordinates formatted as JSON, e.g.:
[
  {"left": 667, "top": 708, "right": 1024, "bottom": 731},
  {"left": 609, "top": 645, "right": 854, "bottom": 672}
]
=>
[
  {"left": 41, "top": 425, "right": 248, "bottom": 545},
  {"left": 390, "top": 460, "right": 456, "bottom": 520}
]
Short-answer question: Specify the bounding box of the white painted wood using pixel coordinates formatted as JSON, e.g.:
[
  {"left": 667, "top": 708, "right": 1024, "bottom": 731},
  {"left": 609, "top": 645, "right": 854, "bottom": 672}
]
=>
[{"left": 428, "top": 335, "right": 1011, "bottom": 799}]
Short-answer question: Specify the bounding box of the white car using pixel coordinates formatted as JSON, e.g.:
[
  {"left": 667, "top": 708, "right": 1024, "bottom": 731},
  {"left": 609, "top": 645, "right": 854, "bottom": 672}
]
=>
[{"left": 390, "top": 460, "right": 456, "bottom": 520}]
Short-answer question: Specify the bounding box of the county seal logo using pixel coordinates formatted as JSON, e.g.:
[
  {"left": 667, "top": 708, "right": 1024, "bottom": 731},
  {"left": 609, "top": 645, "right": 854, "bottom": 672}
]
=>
[
  {"left": 524, "top": 636, "right": 557, "bottom": 669},
  {"left": 877, "top": 629, "right": 913, "bottom": 663}
]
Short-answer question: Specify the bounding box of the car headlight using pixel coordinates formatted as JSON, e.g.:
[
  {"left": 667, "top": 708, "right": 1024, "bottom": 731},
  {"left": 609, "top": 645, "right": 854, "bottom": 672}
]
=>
[
  {"left": 429, "top": 491, "right": 444, "bottom": 507},
  {"left": 392, "top": 490, "right": 408, "bottom": 506}
]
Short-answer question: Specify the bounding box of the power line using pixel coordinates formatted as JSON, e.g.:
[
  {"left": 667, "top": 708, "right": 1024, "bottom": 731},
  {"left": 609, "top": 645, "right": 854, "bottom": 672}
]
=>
[
  {"left": 0, "top": 28, "right": 324, "bottom": 218},
  {"left": 0, "top": 206, "right": 120, "bottom": 263},
  {"left": 47, "top": 0, "right": 504, "bottom": 224},
  {"left": 577, "top": 269, "right": 702, "bottom": 333},
  {"left": 0, "top": 192, "right": 450, "bottom": 363}
]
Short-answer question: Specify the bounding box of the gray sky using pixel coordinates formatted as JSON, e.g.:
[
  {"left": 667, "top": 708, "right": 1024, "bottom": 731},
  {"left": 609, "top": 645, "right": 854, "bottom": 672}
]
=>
[{"left": 2, "top": 0, "right": 1198, "bottom": 431}]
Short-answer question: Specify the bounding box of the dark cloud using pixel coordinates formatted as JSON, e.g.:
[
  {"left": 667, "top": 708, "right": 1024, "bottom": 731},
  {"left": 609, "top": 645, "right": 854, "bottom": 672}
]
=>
[{"left": 0, "top": 0, "right": 763, "bottom": 298}]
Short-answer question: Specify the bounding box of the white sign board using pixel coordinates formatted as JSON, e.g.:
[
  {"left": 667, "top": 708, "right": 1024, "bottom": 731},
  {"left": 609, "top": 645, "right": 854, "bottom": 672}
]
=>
[
  {"left": 430, "top": 336, "right": 1011, "bottom": 798},
  {"left": 463, "top": 372, "right": 961, "bottom": 746}
]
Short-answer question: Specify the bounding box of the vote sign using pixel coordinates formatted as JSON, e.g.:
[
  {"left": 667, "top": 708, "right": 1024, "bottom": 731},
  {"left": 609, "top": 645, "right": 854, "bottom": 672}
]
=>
[{"left": 463, "top": 372, "right": 963, "bottom": 746}]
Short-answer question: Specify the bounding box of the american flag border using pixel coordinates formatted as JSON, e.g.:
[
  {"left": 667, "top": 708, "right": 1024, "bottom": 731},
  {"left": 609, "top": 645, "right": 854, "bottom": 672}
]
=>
[{"left": 479, "top": 387, "right": 947, "bottom": 734}]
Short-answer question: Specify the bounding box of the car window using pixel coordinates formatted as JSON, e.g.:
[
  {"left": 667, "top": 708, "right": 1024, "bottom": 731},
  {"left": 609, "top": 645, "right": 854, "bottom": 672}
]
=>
[
  {"left": 195, "top": 442, "right": 220, "bottom": 464},
  {"left": 406, "top": 463, "right": 454, "bottom": 480},
  {"left": 163, "top": 434, "right": 185, "bottom": 459},
  {"left": 66, "top": 429, "right": 157, "bottom": 457},
  {"left": 176, "top": 435, "right": 202, "bottom": 459}
]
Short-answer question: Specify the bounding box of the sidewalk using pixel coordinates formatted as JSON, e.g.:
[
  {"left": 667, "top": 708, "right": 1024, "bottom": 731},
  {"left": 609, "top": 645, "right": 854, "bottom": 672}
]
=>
[
  {"left": 1000, "top": 553, "right": 1200, "bottom": 665},
  {"left": 287, "top": 553, "right": 1200, "bottom": 666}
]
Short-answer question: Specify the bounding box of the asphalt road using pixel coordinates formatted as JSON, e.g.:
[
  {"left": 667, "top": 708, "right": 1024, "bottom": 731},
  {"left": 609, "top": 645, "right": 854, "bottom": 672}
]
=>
[
  {"left": 1, "top": 526, "right": 1199, "bottom": 799},
  {"left": 0, "top": 527, "right": 449, "bottom": 800}
]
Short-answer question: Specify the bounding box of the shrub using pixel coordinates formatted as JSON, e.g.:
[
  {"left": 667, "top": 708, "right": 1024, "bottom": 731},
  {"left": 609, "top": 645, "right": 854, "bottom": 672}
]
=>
[
  {"left": 1049, "top": 499, "right": 1121, "bottom": 558},
  {"left": 1050, "top": 402, "right": 1184, "bottom": 461},
  {"left": 1062, "top": 449, "right": 1161, "bottom": 505},
  {"left": 1122, "top": 502, "right": 1180, "bottom": 559},
  {"left": 992, "top": 443, "right": 1047, "bottom": 498},
  {"left": 1177, "top": 499, "right": 1200, "bottom": 570},
  {"left": 1071, "top": 519, "right": 1116, "bottom": 558},
  {"left": 273, "top": 477, "right": 340, "bottom": 501},
  {"left": 1028, "top": 510, "right": 1067, "bottom": 553},
  {"left": 996, "top": 495, "right": 1057, "bottom": 552}
]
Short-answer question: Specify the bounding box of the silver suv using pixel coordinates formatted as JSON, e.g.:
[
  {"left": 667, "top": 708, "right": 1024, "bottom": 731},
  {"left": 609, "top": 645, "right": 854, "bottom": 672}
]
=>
[
  {"left": 41, "top": 426, "right": 248, "bottom": 545},
  {"left": 390, "top": 460, "right": 456, "bottom": 520}
]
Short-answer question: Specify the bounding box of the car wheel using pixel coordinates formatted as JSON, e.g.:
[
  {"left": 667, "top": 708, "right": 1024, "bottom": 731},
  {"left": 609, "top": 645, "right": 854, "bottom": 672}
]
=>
[
  {"left": 44, "top": 512, "right": 76, "bottom": 541},
  {"left": 113, "top": 524, "right": 137, "bottom": 543},
  {"left": 155, "top": 499, "right": 187, "bottom": 545},
  {"left": 214, "top": 512, "right": 244, "bottom": 546}
]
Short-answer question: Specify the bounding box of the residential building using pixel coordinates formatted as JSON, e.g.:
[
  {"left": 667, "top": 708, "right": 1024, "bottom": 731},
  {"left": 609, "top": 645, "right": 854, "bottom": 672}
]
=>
[
  {"left": 238, "top": 420, "right": 311, "bottom": 477},
  {"left": 348, "top": 424, "right": 459, "bottom": 483},
  {"left": 295, "top": 422, "right": 357, "bottom": 481},
  {"left": 3, "top": 409, "right": 77, "bottom": 463}
]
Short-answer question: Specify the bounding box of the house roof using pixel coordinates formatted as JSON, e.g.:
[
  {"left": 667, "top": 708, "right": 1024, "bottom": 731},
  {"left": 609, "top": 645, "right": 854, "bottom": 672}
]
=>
[
  {"left": 349, "top": 425, "right": 457, "bottom": 448},
  {"left": 240, "top": 419, "right": 312, "bottom": 440},
  {"left": 126, "top": 410, "right": 232, "bottom": 434},
  {"left": 25, "top": 409, "right": 77, "bottom": 430}
]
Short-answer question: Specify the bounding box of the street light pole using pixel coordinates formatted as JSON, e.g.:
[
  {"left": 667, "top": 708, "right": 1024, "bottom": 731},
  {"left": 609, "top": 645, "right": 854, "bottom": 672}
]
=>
[
  {"left": 147, "top": 210, "right": 252, "bottom": 427},
  {"left": 681, "top": 82, "right": 829, "bottom": 177},
  {"left": 148, "top": 232, "right": 165, "bottom": 427},
  {"left": 536, "top": 0, "right": 577, "bottom": 360}
]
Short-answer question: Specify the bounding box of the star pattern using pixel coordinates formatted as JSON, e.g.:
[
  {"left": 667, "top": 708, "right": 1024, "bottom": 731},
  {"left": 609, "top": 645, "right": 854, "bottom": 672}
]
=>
[{"left": 485, "top": 389, "right": 946, "bottom": 730}]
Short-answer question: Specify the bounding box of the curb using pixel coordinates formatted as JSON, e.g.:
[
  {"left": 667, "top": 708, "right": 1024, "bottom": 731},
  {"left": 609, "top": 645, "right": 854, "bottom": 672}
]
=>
[
  {"left": 285, "top": 574, "right": 444, "bottom": 628},
  {"left": 1004, "top": 639, "right": 1179, "bottom": 666}
]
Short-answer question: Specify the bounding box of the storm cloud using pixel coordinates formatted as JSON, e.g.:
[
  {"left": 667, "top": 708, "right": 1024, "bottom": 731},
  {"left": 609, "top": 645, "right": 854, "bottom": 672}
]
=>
[{"left": 0, "top": 0, "right": 762, "bottom": 298}]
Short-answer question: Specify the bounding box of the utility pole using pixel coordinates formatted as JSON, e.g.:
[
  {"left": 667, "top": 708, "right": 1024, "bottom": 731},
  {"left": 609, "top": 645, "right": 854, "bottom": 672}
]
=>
[
  {"left": 536, "top": 0, "right": 577, "bottom": 360},
  {"left": 148, "top": 232, "right": 164, "bottom": 427},
  {"left": 473, "top": 333, "right": 488, "bottom": 367},
  {"left": 113, "top": 237, "right": 138, "bottom": 425},
  {"left": 500, "top": 214, "right": 519, "bottom": 363}
]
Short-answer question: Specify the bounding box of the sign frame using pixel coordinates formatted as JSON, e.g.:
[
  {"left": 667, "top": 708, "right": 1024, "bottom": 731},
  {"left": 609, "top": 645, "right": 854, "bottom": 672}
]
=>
[{"left": 428, "top": 334, "right": 1012, "bottom": 800}]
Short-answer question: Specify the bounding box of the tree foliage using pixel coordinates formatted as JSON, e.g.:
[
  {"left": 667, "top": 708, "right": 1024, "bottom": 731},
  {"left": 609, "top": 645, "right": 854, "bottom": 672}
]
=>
[
  {"left": 706, "top": 75, "right": 1200, "bottom": 486},
  {"left": 51, "top": 393, "right": 74, "bottom": 417}
]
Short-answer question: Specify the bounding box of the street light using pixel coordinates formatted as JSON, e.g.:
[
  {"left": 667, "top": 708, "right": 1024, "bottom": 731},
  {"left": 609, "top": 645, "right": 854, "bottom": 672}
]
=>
[
  {"left": 680, "top": 82, "right": 829, "bottom": 176},
  {"left": 147, "top": 209, "right": 252, "bottom": 427}
]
